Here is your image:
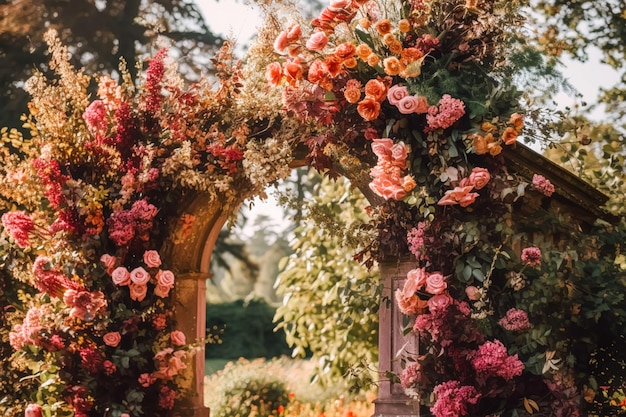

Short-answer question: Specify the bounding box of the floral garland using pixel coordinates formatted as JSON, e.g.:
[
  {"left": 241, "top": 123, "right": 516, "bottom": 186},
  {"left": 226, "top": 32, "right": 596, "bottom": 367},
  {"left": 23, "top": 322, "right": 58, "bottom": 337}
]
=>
[
  {"left": 265, "top": 0, "right": 626, "bottom": 416},
  {"left": 0, "top": 30, "right": 294, "bottom": 417}
]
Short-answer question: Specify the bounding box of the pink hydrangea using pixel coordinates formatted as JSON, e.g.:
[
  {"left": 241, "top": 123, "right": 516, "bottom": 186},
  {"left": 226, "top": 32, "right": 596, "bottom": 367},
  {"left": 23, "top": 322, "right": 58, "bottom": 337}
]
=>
[
  {"left": 407, "top": 222, "right": 429, "bottom": 261},
  {"left": 498, "top": 308, "right": 531, "bottom": 331},
  {"left": 400, "top": 362, "right": 423, "bottom": 390},
  {"left": 521, "top": 246, "right": 541, "bottom": 267},
  {"left": 471, "top": 339, "right": 524, "bottom": 381},
  {"left": 425, "top": 94, "right": 465, "bottom": 131},
  {"left": 430, "top": 380, "right": 480, "bottom": 417},
  {"left": 532, "top": 174, "right": 555, "bottom": 197}
]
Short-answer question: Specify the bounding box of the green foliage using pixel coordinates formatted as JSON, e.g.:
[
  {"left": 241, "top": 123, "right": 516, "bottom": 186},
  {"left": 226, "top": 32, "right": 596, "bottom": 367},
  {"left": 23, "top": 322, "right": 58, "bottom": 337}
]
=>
[
  {"left": 205, "top": 358, "right": 290, "bottom": 417},
  {"left": 274, "top": 176, "right": 380, "bottom": 391},
  {"left": 205, "top": 298, "right": 291, "bottom": 359}
]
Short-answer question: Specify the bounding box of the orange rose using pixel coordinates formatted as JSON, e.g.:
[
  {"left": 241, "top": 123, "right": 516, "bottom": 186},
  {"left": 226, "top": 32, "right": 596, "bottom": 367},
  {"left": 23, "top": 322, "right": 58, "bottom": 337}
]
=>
[
  {"left": 472, "top": 133, "right": 491, "bottom": 155},
  {"left": 383, "top": 33, "right": 396, "bottom": 46},
  {"left": 389, "top": 40, "right": 403, "bottom": 55},
  {"left": 335, "top": 42, "right": 356, "bottom": 59},
  {"left": 383, "top": 56, "right": 402, "bottom": 75},
  {"left": 375, "top": 19, "right": 392, "bottom": 35},
  {"left": 364, "top": 78, "right": 388, "bottom": 101},
  {"left": 509, "top": 112, "right": 524, "bottom": 131},
  {"left": 401, "top": 47, "right": 424, "bottom": 61},
  {"left": 481, "top": 121, "right": 497, "bottom": 133},
  {"left": 343, "top": 57, "right": 358, "bottom": 69},
  {"left": 357, "top": 96, "right": 381, "bottom": 121},
  {"left": 129, "top": 283, "right": 147, "bottom": 302},
  {"left": 398, "top": 19, "right": 411, "bottom": 33},
  {"left": 402, "top": 175, "right": 416, "bottom": 193},
  {"left": 283, "top": 61, "right": 303, "bottom": 86},
  {"left": 366, "top": 53, "right": 380, "bottom": 67},
  {"left": 356, "top": 44, "right": 372, "bottom": 60},
  {"left": 344, "top": 85, "right": 362, "bottom": 104},
  {"left": 359, "top": 17, "right": 371, "bottom": 29},
  {"left": 324, "top": 55, "right": 343, "bottom": 77},
  {"left": 307, "top": 59, "right": 327, "bottom": 84},
  {"left": 502, "top": 126, "right": 518, "bottom": 145},
  {"left": 488, "top": 142, "right": 502, "bottom": 156}
]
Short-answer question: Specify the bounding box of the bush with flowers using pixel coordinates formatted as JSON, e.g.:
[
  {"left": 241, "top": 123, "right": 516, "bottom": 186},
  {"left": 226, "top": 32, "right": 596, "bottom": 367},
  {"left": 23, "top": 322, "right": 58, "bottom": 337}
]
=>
[
  {"left": 263, "top": 0, "right": 626, "bottom": 415},
  {"left": 0, "top": 27, "right": 298, "bottom": 417}
]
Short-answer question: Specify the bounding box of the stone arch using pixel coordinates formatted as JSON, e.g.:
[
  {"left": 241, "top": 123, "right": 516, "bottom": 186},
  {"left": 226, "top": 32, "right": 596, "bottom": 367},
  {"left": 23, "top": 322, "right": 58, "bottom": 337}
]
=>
[{"left": 161, "top": 154, "right": 416, "bottom": 417}]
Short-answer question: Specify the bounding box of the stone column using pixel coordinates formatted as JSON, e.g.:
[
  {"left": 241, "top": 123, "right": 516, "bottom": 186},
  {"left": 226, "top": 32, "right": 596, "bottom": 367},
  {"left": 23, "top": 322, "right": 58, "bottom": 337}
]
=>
[
  {"left": 374, "top": 260, "right": 421, "bottom": 417},
  {"left": 176, "top": 272, "right": 212, "bottom": 417}
]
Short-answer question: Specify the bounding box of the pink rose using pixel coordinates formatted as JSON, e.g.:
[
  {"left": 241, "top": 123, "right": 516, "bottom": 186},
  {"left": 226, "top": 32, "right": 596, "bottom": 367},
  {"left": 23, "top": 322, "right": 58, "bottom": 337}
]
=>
[
  {"left": 100, "top": 254, "right": 116, "bottom": 272},
  {"left": 306, "top": 31, "right": 329, "bottom": 51},
  {"left": 437, "top": 186, "right": 476, "bottom": 206},
  {"left": 329, "top": 0, "right": 350, "bottom": 10},
  {"left": 395, "top": 288, "right": 427, "bottom": 315},
  {"left": 154, "top": 284, "right": 171, "bottom": 298},
  {"left": 143, "top": 250, "right": 162, "bottom": 268},
  {"left": 111, "top": 267, "right": 131, "bottom": 286},
  {"left": 425, "top": 272, "right": 447, "bottom": 295},
  {"left": 369, "top": 176, "right": 408, "bottom": 200},
  {"left": 63, "top": 289, "right": 77, "bottom": 306},
  {"left": 387, "top": 84, "right": 409, "bottom": 106},
  {"left": 458, "top": 191, "right": 479, "bottom": 207},
  {"left": 170, "top": 330, "right": 186, "bottom": 346},
  {"left": 465, "top": 286, "right": 482, "bottom": 301},
  {"left": 129, "top": 283, "right": 147, "bottom": 302},
  {"left": 370, "top": 138, "right": 394, "bottom": 158},
  {"left": 405, "top": 268, "right": 427, "bottom": 293},
  {"left": 266, "top": 62, "right": 283, "bottom": 86},
  {"left": 25, "top": 404, "right": 42, "bottom": 417},
  {"left": 427, "top": 293, "right": 452, "bottom": 312},
  {"left": 286, "top": 24, "right": 302, "bottom": 41},
  {"left": 467, "top": 167, "right": 490, "bottom": 190},
  {"left": 156, "top": 270, "right": 175, "bottom": 288},
  {"left": 103, "top": 331, "right": 121, "bottom": 347},
  {"left": 390, "top": 142, "right": 409, "bottom": 165},
  {"left": 130, "top": 267, "right": 150, "bottom": 285},
  {"left": 396, "top": 95, "right": 421, "bottom": 114}
]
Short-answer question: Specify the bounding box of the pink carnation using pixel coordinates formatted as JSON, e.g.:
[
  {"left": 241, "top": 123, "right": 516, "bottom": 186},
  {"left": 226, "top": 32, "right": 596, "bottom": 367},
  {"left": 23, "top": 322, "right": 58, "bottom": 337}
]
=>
[
  {"left": 521, "top": 246, "right": 541, "bottom": 267},
  {"left": 498, "top": 308, "right": 531, "bottom": 331},
  {"left": 532, "top": 174, "right": 555, "bottom": 197}
]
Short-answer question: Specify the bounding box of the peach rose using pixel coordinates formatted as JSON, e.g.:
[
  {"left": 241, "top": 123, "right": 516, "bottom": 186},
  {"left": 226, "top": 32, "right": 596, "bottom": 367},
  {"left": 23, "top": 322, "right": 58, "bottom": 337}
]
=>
[
  {"left": 156, "top": 269, "right": 176, "bottom": 288},
  {"left": 103, "top": 331, "right": 122, "bottom": 347},
  {"left": 465, "top": 286, "right": 482, "bottom": 301},
  {"left": 143, "top": 250, "right": 162, "bottom": 268},
  {"left": 395, "top": 288, "right": 427, "bottom": 315},
  {"left": 406, "top": 267, "right": 428, "bottom": 291},
  {"left": 170, "top": 330, "right": 186, "bottom": 346},
  {"left": 402, "top": 175, "right": 416, "bottom": 193},
  {"left": 357, "top": 96, "right": 381, "bottom": 121},
  {"left": 459, "top": 191, "right": 479, "bottom": 207},
  {"left": 111, "top": 266, "right": 131, "bottom": 286},
  {"left": 391, "top": 141, "right": 409, "bottom": 164},
  {"left": 488, "top": 142, "right": 502, "bottom": 156},
  {"left": 154, "top": 284, "right": 171, "bottom": 298},
  {"left": 389, "top": 40, "right": 403, "bottom": 55},
  {"left": 100, "top": 254, "right": 116, "bottom": 271},
  {"left": 481, "top": 121, "right": 497, "bottom": 133},
  {"left": 509, "top": 112, "right": 524, "bottom": 131},
  {"left": 437, "top": 185, "right": 474, "bottom": 206},
  {"left": 343, "top": 57, "right": 357, "bottom": 68},
  {"left": 130, "top": 267, "right": 150, "bottom": 285},
  {"left": 414, "top": 96, "right": 429, "bottom": 113},
  {"left": 307, "top": 59, "right": 327, "bottom": 84},
  {"left": 359, "top": 17, "right": 371, "bottom": 29},
  {"left": 371, "top": 138, "right": 393, "bottom": 158},
  {"left": 467, "top": 167, "right": 490, "bottom": 190},
  {"left": 306, "top": 31, "right": 329, "bottom": 51},
  {"left": 265, "top": 62, "right": 283, "bottom": 86},
  {"left": 387, "top": 84, "right": 409, "bottom": 105},
  {"left": 370, "top": 176, "right": 408, "bottom": 200},
  {"left": 502, "top": 126, "right": 518, "bottom": 145},
  {"left": 344, "top": 85, "right": 362, "bottom": 104},
  {"left": 324, "top": 55, "right": 343, "bottom": 77},
  {"left": 366, "top": 53, "right": 380, "bottom": 67},
  {"left": 398, "top": 19, "right": 411, "bottom": 33},
  {"left": 283, "top": 61, "right": 303, "bottom": 86},
  {"left": 129, "top": 283, "right": 147, "bottom": 302},
  {"left": 425, "top": 272, "right": 447, "bottom": 295}
]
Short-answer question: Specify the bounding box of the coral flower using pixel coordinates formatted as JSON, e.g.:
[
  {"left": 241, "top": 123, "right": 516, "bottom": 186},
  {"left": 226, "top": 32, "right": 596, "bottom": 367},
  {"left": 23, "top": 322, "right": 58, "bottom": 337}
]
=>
[
  {"left": 283, "top": 61, "right": 303, "bottom": 86},
  {"left": 334, "top": 42, "right": 356, "bottom": 59},
  {"left": 509, "top": 112, "right": 524, "bottom": 131},
  {"left": 265, "top": 62, "right": 283, "bottom": 86},
  {"left": 356, "top": 43, "right": 372, "bottom": 59},
  {"left": 502, "top": 126, "right": 518, "bottom": 145},
  {"left": 343, "top": 80, "right": 362, "bottom": 104},
  {"left": 364, "top": 78, "right": 388, "bottom": 101},
  {"left": 357, "top": 96, "right": 381, "bottom": 121},
  {"left": 359, "top": 17, "right": 371, "bottom": 29},
  {"left": 366, "top": 53, "right": 381, "bottom": 67},
  {"left": 398, "top": 19, "right": 411, "bottom": 33},
  {"left": 389, "top": 40, "right": 403, "bottom": 55},
  {"left": 375, "top": 19, "right": 392, "bottom": 35}
]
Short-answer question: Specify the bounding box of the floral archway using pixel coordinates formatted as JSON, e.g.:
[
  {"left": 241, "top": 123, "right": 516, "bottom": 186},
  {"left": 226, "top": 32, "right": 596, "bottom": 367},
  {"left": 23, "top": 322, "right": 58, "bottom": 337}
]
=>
[{"left": 1, "top": 1, "right": 626, "bottom": 417}]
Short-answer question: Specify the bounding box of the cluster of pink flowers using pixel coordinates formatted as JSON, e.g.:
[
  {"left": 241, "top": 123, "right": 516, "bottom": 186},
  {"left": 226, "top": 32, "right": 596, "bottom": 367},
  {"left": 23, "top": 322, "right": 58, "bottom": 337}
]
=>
[
  {"left": 31, "top": 157, "right": 69, "bottom": 210},
  {"left": 498, "top": 308, "right": 531, "bottom": 331},
  {"left": 9, "top": 306, "right": 44, "bottom": 350},
  {"left": 80, "top": 347, "right": 104, "bottom": 374},
  {"left": 438, "top": 167, "right": 490, "bottom": 207},
  {"left": 407, "top": 221, "right": 429, "bottom": 261},
  {"left": 430, "top": 380, "right": 481, "bottom": 417},
  {"left": 521, "top": 246, "right": 542, "bottom": 267},
  {"left": 106, "top": 199, "right": 158, "bottom": 247},
  {"left": 396, "top": 267, "right": 448, "bottom": 315},
  {"left": 63, "top": 288, "right": 107, "bottom": 321},
  {"left": 400, "top": 362, "right": 424, "bottom": 390},
  {"left": 152, "top": 347, "right": 187, "bottom": 380},
  {"left": 471, "top": 339, "right": 524, "bottom": 382},
  {"left": 425, "top": 94, "right": 466, "bottom": 132},
  {"left": 369, "top": 138, "right": 416, "bottom": 200},
  {"left": 106, "top": 250, "right": 175, "bottom": 302},
  {"left": 83, "top": 99, "right": 108, "bottom": 139},
  {"left": 532, "top": 174, "right": 555, "bottom": 197},
  {"left": 158, "top": 385, "right": 176, "bottom": 410},
  {"left": 32, "top": 256, "right": 80, "bottom": 298},
  {"left": 1, "top": 211, "right": 34, "bottom": 247},
  {"left": 387, "top": 84, "right": 429, "bottom": 115},
  {"left": 143, "top": 48, "right": 167, "bottom": 114}
]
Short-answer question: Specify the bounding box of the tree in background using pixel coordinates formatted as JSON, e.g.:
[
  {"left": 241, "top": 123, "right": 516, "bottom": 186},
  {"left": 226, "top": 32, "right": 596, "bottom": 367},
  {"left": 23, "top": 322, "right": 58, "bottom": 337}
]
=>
[
  {"left": 274, "top": 176, "right": 380, "bottom": 391},
  {"left": 0, "top": 0, "right": 222, "bottom": 129}
]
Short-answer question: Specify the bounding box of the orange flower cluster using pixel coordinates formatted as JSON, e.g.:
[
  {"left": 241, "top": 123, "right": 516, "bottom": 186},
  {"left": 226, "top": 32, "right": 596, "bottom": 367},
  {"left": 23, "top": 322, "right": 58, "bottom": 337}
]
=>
[{"left": 470, "top": 113, "right": 524, "bottom": 156}]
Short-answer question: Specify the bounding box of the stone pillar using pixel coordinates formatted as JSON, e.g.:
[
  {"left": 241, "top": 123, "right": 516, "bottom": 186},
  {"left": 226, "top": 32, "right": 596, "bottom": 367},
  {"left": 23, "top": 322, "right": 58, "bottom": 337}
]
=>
[
  {"left": 176, "top": 272, "right": 212, "bottom": 417},
  {"left": 374, "top": 260, "right": 420, "bottom": 417}
]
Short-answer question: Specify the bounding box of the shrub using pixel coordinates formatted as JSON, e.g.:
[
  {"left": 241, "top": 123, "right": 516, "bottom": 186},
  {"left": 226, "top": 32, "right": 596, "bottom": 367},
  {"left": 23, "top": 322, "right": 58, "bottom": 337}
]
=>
[{"left": 205, "top": 358, "right": 290, "bottom": 417}]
